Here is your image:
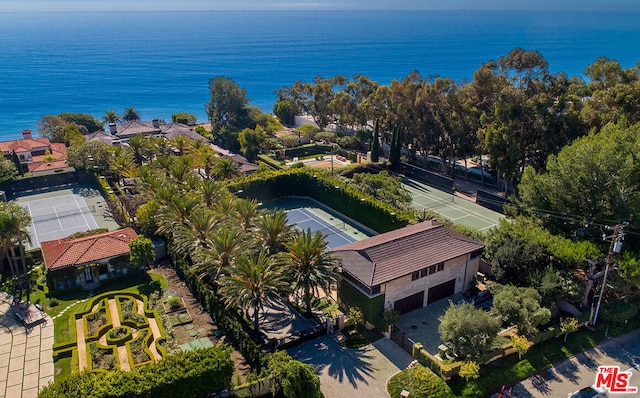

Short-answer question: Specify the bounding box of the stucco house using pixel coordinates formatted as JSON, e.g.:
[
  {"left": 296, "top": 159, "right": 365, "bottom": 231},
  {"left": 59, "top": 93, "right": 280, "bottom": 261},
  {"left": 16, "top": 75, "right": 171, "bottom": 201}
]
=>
[
  {"left": 332, "top": 220, "right": 484, "bottom": 327},
  {"left": 41, "top": 228, "right": 138, "bottom": 290},
  {"left": 0, "top": 129, "right": 68, "bottom": 174}
]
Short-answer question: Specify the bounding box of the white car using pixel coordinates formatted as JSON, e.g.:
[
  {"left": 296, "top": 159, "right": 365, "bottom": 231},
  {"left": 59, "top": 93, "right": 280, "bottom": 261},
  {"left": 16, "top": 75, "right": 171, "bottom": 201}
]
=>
[{"left": 567, "top": 384, "right": 607, "bottom": 398}]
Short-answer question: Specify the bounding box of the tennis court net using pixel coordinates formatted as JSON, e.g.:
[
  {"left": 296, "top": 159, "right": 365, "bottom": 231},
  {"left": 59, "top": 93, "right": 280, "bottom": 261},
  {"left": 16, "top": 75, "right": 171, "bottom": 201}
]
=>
[{"left": 31, "top": 206, "right": 95, "bottom": 223}]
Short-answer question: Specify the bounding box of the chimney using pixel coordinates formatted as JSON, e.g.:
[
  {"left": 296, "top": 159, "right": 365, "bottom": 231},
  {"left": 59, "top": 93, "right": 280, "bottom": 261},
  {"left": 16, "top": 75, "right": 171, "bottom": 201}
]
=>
[
  {"left": 21, "top": 129, "right": 32, "bottom": 139},
  {"left": 108, "top": 123, "right": 117, "bottom": 134},
  {"left": 152, "top": 119, "right": 160, "bottom": 128}
]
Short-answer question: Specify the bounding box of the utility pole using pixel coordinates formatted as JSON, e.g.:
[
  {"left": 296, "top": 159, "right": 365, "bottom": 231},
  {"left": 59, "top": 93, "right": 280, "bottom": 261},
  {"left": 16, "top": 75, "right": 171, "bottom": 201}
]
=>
[{"left": 590, "top": 223, "right": 626, "bottom": 326}]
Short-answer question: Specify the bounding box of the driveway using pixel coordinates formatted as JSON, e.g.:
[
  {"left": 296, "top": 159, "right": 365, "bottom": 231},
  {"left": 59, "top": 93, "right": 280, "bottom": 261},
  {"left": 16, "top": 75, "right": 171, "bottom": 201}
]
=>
[
  {"left": 490, "top": 330, "right": 640, "bottom": 397},
  {"left": 288, "top": 334, "right": 413, "bottom": 398}
]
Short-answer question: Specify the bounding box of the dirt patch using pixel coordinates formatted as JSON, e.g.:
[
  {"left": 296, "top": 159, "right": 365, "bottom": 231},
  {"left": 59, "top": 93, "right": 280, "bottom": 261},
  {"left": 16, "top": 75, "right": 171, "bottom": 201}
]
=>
[{"left": 148, "top": 265, "right": 250, "bottom": 379}]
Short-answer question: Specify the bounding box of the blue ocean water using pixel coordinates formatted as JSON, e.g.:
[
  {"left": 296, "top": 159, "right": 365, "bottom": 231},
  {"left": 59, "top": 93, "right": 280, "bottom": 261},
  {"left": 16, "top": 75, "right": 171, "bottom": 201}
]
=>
[{"left": 0, "top": 10, "right": 639, "bottom": 140}]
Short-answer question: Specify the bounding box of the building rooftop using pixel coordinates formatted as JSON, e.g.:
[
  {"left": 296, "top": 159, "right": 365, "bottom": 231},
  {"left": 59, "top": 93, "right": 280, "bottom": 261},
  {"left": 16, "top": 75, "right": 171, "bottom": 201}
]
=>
[
  {"left": 332, "top": 221, "right": 484, "bottom": 287},
  {"left": 41, "top": 227, "right": 137, "bottom": 270}
]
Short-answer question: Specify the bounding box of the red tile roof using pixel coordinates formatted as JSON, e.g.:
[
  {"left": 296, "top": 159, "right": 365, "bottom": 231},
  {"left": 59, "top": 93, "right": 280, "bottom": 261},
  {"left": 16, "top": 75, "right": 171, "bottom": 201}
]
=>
[
  {"left": 332, "top": 221, "right": 484, "bottom": 287},
  {"left": 28, "top": 143, "right": 68, "bottom": 172},
  {"left": 0, "top": 137, "right": 51, "bottom": 154},
  {"left": 41, "top": 228, "right": 137, "bottom": 270}
]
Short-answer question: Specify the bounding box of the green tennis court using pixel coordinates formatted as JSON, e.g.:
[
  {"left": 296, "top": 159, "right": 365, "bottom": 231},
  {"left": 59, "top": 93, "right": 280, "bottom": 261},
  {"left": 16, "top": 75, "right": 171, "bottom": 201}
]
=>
[
  {"left": 263, "top": 197, "right": 375, "bottom": 248},
  {"left": 402, "top": 178, "right": 503, "bottom": 231}
]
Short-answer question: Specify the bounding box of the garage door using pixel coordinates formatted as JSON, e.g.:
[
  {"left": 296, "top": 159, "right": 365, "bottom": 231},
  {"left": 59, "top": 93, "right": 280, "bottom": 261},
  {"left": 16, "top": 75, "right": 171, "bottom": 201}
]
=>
[
  {"left": 394, "top": 291, "right": 425, "bottom": 314},
  {"left": 427, "top": 279, "right": 455, "bottom": 304}
]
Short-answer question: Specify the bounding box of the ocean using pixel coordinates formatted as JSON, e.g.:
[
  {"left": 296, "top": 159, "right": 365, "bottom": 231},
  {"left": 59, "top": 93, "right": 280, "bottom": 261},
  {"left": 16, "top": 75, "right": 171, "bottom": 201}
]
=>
[{"left": 0, "top": 10, "right": 639, "bottom": 141}]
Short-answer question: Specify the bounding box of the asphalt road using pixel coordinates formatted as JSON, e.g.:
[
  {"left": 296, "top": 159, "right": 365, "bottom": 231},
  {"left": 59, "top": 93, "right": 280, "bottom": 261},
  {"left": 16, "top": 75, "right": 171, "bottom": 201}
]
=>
[{"left": 490, "top": 330, "right": 640, "bottom": 397}]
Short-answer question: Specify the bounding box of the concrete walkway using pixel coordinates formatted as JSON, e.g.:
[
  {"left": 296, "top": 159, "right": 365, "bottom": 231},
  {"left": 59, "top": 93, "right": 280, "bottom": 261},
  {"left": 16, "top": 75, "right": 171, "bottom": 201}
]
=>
[{"left": 0, "top": 301, "right": 54, "bottom": 398}]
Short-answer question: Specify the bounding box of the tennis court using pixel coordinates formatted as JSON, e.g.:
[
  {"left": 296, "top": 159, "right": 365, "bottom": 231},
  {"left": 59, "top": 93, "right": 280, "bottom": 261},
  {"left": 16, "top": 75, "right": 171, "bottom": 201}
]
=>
[
  {"left": 264, "top": 197, "right": 374, "bottom": 249},
  {"left": 20, "top": 194, "right": 100, "bottom": 248},
  {"left": 402, "top": 178, "right": 503, "bottom": 231}
]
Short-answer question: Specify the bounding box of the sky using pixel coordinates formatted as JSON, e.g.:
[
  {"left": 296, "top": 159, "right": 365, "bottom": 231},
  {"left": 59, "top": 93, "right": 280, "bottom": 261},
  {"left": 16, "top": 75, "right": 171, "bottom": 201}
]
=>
[{"left": 0, "top": 0, "right": 639, "bottom": 12}]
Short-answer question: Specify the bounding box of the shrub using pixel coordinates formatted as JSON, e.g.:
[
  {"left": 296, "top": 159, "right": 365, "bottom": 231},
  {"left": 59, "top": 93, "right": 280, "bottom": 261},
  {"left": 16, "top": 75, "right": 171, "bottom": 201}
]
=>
[
  {"left": 387, "top": 364, "right": 455, "bottom": 398},
  {"left": 49, "top": 297, "right": 59, "bottom": 307},
  {"left": 268, "top": 351, "right": 322, "bottom": 398},
  {"left": 168, "top": 296, "right": 181, "bottom": 311},
  {"left": 39, "top": 346, "right": 234, "bottom": 398}
]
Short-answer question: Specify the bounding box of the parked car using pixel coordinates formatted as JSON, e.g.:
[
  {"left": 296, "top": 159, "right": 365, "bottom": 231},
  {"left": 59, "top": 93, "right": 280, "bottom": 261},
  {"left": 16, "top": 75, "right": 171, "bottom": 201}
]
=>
[{"left": 567, "top": 385, "right": 607, "bottom": 398}]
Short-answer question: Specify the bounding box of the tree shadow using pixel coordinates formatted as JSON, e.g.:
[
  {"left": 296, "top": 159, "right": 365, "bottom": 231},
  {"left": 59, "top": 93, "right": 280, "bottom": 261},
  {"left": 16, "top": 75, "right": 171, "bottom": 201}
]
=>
[{"left": 289, "top": 335, "right": 376, "bottom": 389}]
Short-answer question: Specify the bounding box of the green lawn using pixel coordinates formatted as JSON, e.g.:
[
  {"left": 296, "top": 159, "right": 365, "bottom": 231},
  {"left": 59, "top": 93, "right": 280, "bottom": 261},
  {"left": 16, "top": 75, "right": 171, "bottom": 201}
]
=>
[
  {"left": 388, "top": 364, "right": 455, "bottom": 398},
  {"left": 446, "top": 328, "right": 605, "bottom": 397},
  {"left": 50, "top": 271, "right": 168, "bottom": 381}
]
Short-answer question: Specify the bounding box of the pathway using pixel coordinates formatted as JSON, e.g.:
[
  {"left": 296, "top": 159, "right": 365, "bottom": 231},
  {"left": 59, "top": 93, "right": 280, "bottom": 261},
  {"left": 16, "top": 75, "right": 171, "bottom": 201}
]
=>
[
  {"left": 76, "top": 296, "right": 163, "bottom": 372},
  {"left": 0, "top": 299, "right": 54, "bottom": 398}
]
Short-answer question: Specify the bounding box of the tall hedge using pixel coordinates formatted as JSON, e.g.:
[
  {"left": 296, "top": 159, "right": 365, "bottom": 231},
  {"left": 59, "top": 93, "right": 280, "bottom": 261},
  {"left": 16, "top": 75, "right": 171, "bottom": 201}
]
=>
[
  {"left": 173, "top": 256, "right": 267, "bottom": 371},
  {"left": 38, "top": 346, "right": 233, "bottom": 398},
  {"left": 227, "top": 168, "right": 413, "bottom": 233}
]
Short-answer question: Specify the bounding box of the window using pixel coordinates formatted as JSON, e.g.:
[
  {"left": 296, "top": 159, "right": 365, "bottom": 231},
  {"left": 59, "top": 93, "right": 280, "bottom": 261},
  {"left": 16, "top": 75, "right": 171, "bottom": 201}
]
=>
[
  {"left": 371, "top": 285, "right": 381, "bottom": 294},
  {"left": 428, "top": 265, "right": 437, "bottom": 275},
  {"left": 470, "top": 251, "right": 479, "bottom": 259},
  {"left": 411, "top": 271, "right": 420, "bottom": 281},
  {"left": 419, "top": 268, "right": 428, "bottom": 278},
  {"left": 437, "top": 262, "right": 444, "bottom": 272}
]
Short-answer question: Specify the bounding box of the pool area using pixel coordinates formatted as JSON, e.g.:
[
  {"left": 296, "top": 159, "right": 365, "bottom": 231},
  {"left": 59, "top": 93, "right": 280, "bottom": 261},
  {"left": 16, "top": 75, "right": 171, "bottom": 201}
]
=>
[{"left": 263, "top": 197, "right": 375, "bottom": 249}]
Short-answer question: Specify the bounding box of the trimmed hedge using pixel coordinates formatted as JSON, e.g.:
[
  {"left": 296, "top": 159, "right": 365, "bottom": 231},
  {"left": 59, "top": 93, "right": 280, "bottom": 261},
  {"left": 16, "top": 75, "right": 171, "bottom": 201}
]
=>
[
  {"left": 38, "top": 346, "right": 234, "bottom": 398},
  {"left": 227, "top": 168, "right": 413, "bottom": 233}
]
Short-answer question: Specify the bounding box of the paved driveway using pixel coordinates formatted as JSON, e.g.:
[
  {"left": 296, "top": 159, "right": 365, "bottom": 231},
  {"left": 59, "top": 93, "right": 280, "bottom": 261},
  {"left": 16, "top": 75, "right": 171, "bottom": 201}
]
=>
[
  {"left": 490, "top": 330, "right": 640, "bottom": 397},
  {"left": 288, "top": 334, "right": 413, "bottom": 398}
]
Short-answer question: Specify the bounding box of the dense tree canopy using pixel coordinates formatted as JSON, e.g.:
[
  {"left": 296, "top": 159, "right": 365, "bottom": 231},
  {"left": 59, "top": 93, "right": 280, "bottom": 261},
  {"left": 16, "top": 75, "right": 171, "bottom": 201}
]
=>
[
  {"left": 206, "top": 76, "right": 250, "bottom": 138},
  {"left": 492, "top": 285, "right": 551, "bottom": 337},
  {"left": 518, "top": 121, "right": 640, "bottom": 238},
  {"left": 438, "top": 302, "right": 501, "bottom": 358}
]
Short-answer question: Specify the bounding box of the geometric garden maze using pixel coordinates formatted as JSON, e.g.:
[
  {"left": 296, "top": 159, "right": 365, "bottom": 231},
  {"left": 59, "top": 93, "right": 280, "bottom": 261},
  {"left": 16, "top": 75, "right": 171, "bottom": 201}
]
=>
[{"left": 71, "top": 293, "right": 166, "bottom": 372}]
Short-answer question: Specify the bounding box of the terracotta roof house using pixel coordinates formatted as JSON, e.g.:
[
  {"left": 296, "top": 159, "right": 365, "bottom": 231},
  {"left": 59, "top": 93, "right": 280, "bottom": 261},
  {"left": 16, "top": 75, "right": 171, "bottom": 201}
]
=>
[
  {"left": 332, "top": 221, "right": 484, "bottom": 325},
  {"left": 0, "top": 130, "right": 68, "bottom": 174},
  {"left": 41, "top": 228, "right": 138, "bottom": 290}
]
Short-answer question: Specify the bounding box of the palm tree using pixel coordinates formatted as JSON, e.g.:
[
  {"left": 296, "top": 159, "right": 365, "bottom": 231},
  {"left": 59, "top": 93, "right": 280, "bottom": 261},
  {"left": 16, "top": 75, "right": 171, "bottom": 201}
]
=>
[
  {"left": 0, "top": 202, "right": 32, "bottom": 300},
  {"left": 122, "top": 107, "right": 141, "bottom": 122},
  {"left": 213, "top": 157, "right": 241, "bottom": 181},
  {"left": 256, "top": 208, "right": 291, "bottom": 254},
  {"left": 0, "top": 212, "right": 19, "bottom": 277},
  {"left": 287, "top": 229, "right": 340, "bottom": 316},
  {"left": 173, "top": 207, "right": 218, "bottom": 258},
  {"left": 219, "top": 251, "right": 288, "bottom": 332},
  {"left": 170, "top": 135, "right": 190, "bottom": 156},
  {"left": 235, "top": 199, "right": 260, "bottom": 231},
  {"left": 193, "top": 225, "right": 249, "bottom": 284},
  {"left": 127, "top": 134, "right": 149, "bottom": 165},
  {"left": 102, "top": 110, "right": 121, "bottom": 125},
  {"left": 198, "top": 179, "right": 223, "bottom": 208},
  {"left": 194, "top": 147, "right": 218, "bottom": 180}
]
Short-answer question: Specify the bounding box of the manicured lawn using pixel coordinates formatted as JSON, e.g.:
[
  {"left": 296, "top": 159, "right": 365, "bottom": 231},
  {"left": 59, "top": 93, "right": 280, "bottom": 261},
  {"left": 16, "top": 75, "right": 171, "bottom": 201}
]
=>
[
  {"left": 51, "top": 271, "right": 168, "bottom": 380},
  {"left": 446, "top": 328, "right": 605, "bottom": 397},
  {"left": 388, "top": 364, "right": 455, "bottom": 398}
]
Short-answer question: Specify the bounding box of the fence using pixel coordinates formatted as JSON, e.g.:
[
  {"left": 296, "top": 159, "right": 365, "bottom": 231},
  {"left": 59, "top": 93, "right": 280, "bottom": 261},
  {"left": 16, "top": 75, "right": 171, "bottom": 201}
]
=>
[
  {"left": 476, "top": 189, "right": 511, "bottom": 214},
  {"left": 3, "top": 169, "right": 78, "bottom": 195},
  {"left": 401, "top": 163, "right": 454, "bottom": 193},
  {"left": 390, "top": 324, "right": 416, "bottom": 355}
]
